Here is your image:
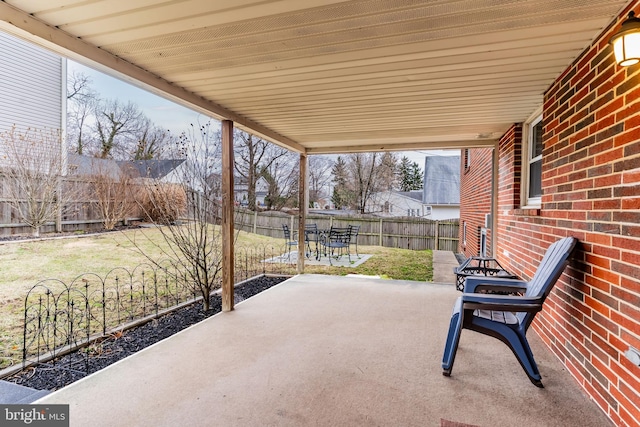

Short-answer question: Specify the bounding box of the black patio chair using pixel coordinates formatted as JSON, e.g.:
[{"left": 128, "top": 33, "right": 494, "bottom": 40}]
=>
[
  {"left": 442, "top": 236, "right": 578, "bottom": 387},
  {"left": 319, "top": 226, "right": 351, "bottom": 265},
  {"left": 304, "top": 223, "right": 319, "bottom": 258},
  {"left": 281, "top": 224, "right": 298, "bottom": 261},
  {"left": 347, "top": 224, "right": 360, "bottom": 258}
]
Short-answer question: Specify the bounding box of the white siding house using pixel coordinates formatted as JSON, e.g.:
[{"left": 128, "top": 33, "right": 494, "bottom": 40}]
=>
[
  {"left": 0, "top": 31, "right": 64, "bottom": 132},
  {"left": 368, "top": 191, "right": 430, "bottom": 218}
]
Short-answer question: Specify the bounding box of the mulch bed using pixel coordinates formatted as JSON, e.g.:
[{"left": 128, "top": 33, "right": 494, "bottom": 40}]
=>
[
  {"left": 0, "top": 224, "right": 143, "bottom": 243},
  {"left": 6, "top": 275, "right": 287, "bottom": 391}
]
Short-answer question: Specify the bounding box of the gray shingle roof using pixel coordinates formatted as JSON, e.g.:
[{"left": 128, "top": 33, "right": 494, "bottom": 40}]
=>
[
  {"left": 396, "top": 191, "right": 424, "bottom": 202},
  {"left": 67, "top": 154, "right": 121, "bottom": 179},
  {"left": 117, "top": 159, "right": 186, "bottom": 179}
]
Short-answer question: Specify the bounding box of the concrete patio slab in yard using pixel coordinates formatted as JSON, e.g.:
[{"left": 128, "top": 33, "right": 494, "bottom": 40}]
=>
[{"left": 37, "top": 275, "right": 610, "bottom": 427}]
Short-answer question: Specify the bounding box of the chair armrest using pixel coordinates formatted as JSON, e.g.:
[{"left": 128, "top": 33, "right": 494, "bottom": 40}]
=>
[
  {"left": 461, "top": 293, "right": 542, "bottom": 313},
  {"left": 463, "top": 276, "right": 528, "bottom": 294}
]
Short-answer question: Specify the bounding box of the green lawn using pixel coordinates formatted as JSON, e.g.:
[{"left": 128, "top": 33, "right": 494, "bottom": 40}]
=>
[{"left": 0, "top": 227, "right": 432, "bottom": 369}]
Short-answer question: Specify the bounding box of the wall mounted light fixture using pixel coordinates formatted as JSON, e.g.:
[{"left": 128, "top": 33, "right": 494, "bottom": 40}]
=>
[{"left": 610, "top": 11, "right": 640, "bottom": 66}]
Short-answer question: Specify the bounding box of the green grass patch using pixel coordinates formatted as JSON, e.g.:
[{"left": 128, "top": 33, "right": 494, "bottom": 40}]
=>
[
  {"left": 0, "top": 227, "right": 433, "bottom": 369},
  {"left": 304, "top": 246, "right": 432, "bottom": 281}
]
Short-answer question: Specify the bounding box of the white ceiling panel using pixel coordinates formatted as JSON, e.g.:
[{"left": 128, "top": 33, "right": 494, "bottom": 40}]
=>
[{"left": 0, "top": 0, "right": 632, "bottom": 153}]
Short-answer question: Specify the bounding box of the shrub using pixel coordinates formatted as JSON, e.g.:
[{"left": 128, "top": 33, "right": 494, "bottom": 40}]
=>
[{"left": 138, "top": 182, "right": 187, "bottom": 224}]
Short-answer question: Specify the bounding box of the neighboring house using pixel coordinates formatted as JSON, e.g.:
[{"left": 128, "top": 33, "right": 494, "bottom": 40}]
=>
[
  {"left": 422, "top": 156, "right": 460, "bottom": 220},
  {"left": 234, "top": 176, "right": 269, "bottom": 206},
  {"left": 69, "top": 155, "right": 187, "bottom": 183},
  {"left": 118, "top": 158, "right": 187, "bottom": 184},
  {"left": 368, "top": 190, "right": 431, "bottom": 218},
  {"left": 368, "top": 156, "right": 460, "bottom": 220},
  {"left": 0, "top": 31, "right": 65, "bottom": 234},
  {"left": 68, "top": 154, "right": 122, "bottom": 179},
  {"left": 457, "top": 7, "right": 640, "bottom": 423},
  {"left": 0, "top": 31, "right": 64, "bottom": 133}
]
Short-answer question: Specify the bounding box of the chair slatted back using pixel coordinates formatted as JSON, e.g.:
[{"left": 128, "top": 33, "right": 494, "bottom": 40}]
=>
[
  {"left": 517, "top": 237, "right": 577, "bottom": 329},
  {"left": 348, "top": 224, "right": 360, "bottom": 241},
  {"left": 525, "top": 237, "right": 577, "bottom": 299},
  {"left": 329, "top": 227, "right": 350, "bottom": 242},
  {"left": 282, "top": 224, "right": 296, "bottom": 245}
]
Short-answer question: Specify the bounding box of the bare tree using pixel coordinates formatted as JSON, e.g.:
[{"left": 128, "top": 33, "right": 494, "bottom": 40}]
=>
[
  {"left": 308, "top": 155, "right": 333, "bottom": 207},
  {"left": 67, "top": 70, "right": 93, "bottom": 101},
  {"left": 67, "top": 71, "right": 99, "bottom": 155},
  {"left": 338, "top": 152, "right": 398, "bottom": 213},
  {"left": 234, "top": 130, "right": 289, "bottom": 210},
  {"left": 0, "top": 126, "right": 75, "bottom": 236},
  {"left": 93, "top": 99, "right": 145, "bottom": 159},
  {"left": 262, "top": 153, "right": 299, "bottom": 210},
  {"left": 133, "top": 119, "right": 172, "bottom": 160},
  {"left": 128, "top": 121, "right": 235, "bottom": 311}
]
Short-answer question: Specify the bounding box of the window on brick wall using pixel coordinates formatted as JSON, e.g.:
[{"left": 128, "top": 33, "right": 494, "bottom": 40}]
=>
[{"left": 523, "top": 110, "right": 543, "bottom": 206}]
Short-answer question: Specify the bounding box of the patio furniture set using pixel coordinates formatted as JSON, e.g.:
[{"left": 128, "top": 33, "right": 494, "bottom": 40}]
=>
[
  {"left": 282, "top": 223, "right": 360, "bottom": 265},
  {"left": 284, "top": 221, "right": 578, "bottom": 388},
  {"left": 443, "top": 236, "right": 578, "bottom": 387}
]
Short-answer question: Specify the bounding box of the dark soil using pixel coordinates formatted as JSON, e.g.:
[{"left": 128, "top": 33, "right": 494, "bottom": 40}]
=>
[
  {"left": 0, "top": 224, "right": 143, "bottom": 243},
  {"left": 7, "top": 276, "right": 287, "bottom": 391}
]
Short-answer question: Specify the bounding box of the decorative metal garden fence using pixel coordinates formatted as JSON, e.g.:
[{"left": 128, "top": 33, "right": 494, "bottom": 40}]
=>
[{"left": 4, "top": 243, "right": 295, "bottom": 379}]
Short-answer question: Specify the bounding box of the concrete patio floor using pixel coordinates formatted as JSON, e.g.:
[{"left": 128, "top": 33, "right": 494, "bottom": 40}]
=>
[{"left": 37, "top": 274, "right": 610, "bottom": 427}]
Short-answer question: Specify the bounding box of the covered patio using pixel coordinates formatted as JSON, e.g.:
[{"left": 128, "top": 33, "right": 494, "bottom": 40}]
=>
[
  {"left": 36, "top": 274, "right": 610, "bottom": 427},
  {"left": 1, "top": 1, "right": 637, "bottom": 425}
]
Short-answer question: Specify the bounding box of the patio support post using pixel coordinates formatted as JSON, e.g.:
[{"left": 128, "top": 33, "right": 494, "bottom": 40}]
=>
[
  {"left": 221, "top": 120, "right": 234, "bottom": 312},
  {"left": 297, "top": 153, "right": 307, "bottom": 273}
]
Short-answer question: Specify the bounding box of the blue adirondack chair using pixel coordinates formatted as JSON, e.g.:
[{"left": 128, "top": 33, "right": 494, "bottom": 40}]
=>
[{"left": 442, "top": 236, "right": 578, "bottom": 387}]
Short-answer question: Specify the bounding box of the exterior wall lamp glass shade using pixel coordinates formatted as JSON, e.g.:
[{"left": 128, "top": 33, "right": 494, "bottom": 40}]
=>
[{"left": 610, "top": 11, "right": 640, "bottom": 66}]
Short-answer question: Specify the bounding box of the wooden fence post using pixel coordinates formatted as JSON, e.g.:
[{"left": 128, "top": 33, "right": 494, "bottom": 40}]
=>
[
  {"left": 435, "top": 220, "right": 440, "bottom": 250},
  {"left": 290, "top": 215, "right": 294, "bottom": 238},
  {"left": 379, "top": 218, "right": 383, "bottom": 246},
  {"left": 253, "top": 210, "right": 258, "bottom": 234}
]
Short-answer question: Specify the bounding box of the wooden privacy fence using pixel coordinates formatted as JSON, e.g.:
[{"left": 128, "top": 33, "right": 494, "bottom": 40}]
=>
[{"left": 235, "top": 209, "right": 459, "bottom": 252}]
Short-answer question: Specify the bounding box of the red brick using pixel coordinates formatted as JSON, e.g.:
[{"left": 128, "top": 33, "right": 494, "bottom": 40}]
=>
[
  {"left": 621, "top": 251, "right": 640, "bottom": 266},
  {"left": 591, "top": 266, "right": 621, "bottom": 286},
  {"left": 622, "top": 197, "right": 640, "bottom": 209},
  {"left": 595, "top": 148, "right": 625, "bottom": 165},
  {"left": 586, "top": 253, "right": 611, "bottom": 269},
  {"left": 611, "top": 385, "right": 640, "bottom": 427},
  {"left": 621, "top": 276, "right": 640, "bottom": 294},
  {"left": 622, "top": 168, "right": 640, "bottom": 183}
]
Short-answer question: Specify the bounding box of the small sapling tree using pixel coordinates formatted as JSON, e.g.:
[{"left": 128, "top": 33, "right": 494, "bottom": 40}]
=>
[
  {"left": 129, "top": 122, "right": 240, "bottom": 311},
  {"left": 0, "top": 126, "right": 76, "bottom": 236}
]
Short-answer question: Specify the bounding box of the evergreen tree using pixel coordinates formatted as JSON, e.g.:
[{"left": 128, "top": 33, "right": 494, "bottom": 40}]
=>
[
  {"left": 398, "top": 156, "right": 423, "bottom": 191},
  {"left": 331, "top": 156, "right": 349, "bottom": 209},
  {"left": 398, "top": 156, "right": 412, "bottom": 191},
  {"left": 408, "top": 161, "right": 423, "bottom": 190}
]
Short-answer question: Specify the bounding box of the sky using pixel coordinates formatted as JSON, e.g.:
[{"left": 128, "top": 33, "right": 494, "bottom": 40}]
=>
[{"left": 68, "top": 60, "right": 459, "bottom": 167}]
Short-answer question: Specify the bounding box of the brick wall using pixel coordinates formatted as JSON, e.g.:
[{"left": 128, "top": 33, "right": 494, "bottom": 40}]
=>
[
  {"left": 494, "top": 3, "right": 640, "bottom": 426},
  {"left": 459, "top": 148, "right": 493, "bottom": 257}
]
